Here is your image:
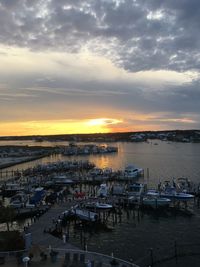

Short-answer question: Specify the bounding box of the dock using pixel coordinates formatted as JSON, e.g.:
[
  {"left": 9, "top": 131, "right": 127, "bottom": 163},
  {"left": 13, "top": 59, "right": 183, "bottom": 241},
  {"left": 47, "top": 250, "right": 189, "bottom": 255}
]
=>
[{"left": 27, "top": 200, "right": 78, "bottom": 250}]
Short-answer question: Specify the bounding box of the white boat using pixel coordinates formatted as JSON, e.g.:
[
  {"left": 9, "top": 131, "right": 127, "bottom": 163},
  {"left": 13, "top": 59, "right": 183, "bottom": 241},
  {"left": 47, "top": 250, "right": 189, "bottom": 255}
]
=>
[
  {"left": 177, "top": 177, "right": 194, "bottom": 193},
  {"left": 142, "top": 196, "right": 171, "bottom": 208},
  {"left": 124, "top": 165, "right": 143, "bottom": 179},
  {"left": 9, "top": 192, "right": 28, "bottom": 208},
  {"left": 127, "top": 183, "right": 145, "bottom": 204},
  {"left": 85, "top": 202, "right": 113, "bottom": 210},
  {"left": 52, "top": 175, "right": 74, "bottom": 185},
  {"left": 161, "top": 189, "right": 194, "bottom": 200},
  {"left": 71, "top": 207, "right": 98, "bottom": 222},
  {"left": 97, "top": 184, "right": 108, "bottom": 197},
  {"left": 146, "top": 189, "right": 160, "bottom": 196},
  {"left": 147, "top": 187, "right": 194, "bottom": 201},
  {"left": 95, "top": 203, "right": 113, "bottom": 209},
  {"left": 127, "top": 183, "right": 145, "bottom": 197}
]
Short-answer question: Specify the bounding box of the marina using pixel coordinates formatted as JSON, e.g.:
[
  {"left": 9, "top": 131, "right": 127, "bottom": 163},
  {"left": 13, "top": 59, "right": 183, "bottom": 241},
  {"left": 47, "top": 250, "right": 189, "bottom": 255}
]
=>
[
  {"left": 1, "top": 0, "right": 200, "bottom": 265},
  {"left": 0, "top": 140, "right": 200, "bottom": 266}
]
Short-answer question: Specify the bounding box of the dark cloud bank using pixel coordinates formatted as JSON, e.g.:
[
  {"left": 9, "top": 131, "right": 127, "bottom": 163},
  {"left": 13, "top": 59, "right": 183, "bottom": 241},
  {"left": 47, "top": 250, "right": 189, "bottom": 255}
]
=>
[
  {"left": 1, "top": 0, "right": 200, "bottom": 72},
  {"left": 0, "top": 0, "right": 200, "bottom": 129}
]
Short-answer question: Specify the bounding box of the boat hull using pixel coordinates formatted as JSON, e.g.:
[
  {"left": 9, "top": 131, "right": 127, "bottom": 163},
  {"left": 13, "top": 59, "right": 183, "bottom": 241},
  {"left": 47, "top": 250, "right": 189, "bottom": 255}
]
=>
[{"left": 142, "top": 197, "right": 171, "bottom": 208}]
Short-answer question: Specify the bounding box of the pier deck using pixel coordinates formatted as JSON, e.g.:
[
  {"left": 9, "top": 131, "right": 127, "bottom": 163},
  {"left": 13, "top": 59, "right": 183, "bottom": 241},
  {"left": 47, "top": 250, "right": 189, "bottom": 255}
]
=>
[{"left": 28, "top": 200, "right": 78, "bottom": 250}]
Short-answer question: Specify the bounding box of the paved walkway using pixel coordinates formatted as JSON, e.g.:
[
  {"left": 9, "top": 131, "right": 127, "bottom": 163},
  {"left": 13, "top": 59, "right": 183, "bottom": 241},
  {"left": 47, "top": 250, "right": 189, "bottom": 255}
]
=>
[{"left": 28, "top": 200, "right": 78, "bottom": 250}]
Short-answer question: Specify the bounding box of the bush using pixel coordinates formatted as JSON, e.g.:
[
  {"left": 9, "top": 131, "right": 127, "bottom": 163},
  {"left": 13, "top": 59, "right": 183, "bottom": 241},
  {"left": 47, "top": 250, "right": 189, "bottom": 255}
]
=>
[{"left": 0, "top": 231, "right": 25, "bottom": 251}]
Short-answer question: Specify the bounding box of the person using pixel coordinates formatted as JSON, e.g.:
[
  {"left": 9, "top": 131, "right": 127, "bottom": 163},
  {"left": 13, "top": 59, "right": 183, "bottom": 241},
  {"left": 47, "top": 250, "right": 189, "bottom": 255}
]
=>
[{"left": 62, "top": 233, "right": 66, "bottom": 244}]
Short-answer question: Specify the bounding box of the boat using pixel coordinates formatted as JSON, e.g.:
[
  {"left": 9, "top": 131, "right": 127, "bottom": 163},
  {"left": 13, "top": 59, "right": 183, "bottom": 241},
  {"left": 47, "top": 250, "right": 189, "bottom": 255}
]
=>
[
  {"left": 29, "top": 187, "right": 45, "bottom": 205},
  {"left": 89, "top": 168, "right": 103, "bottom": 176},
  {"left": 9, "top": 193, "right": 28, "bottom": 208},
  {"left": 52, "top": 175, "right": 74, "bottom": 185},
  {"left": 147, "top": 187, "right": 194, "bottom": 201},
  {"left": 97, "top": 184, "right": 109, "bottom": 197},
  {"left": 85, "top": 202, "right": 113, "bottom": 210},
  {"left": 95, "top": 203, "right": 113, "bottom": 209},
  {"left": 71, "top": 207, "right": 98, "bottom": 222},
  {"left": 9, "top": 200, "right": 24, "bottom": 208},
  {"left": 124, "top": 165, "right": 143, "bottom": 179},
  {"left": 74, "top": 191, "right": 86, "bottom": 199},
  {"left": 127, "top": 183, "right": 145, "bottom": 204},
  {"left": 161, "top": 188, "right": 194, "bottom": 200},
  {"left": 127, "top": 183, "right": 145, "bottom": 197},
  {"left": 111, "top": 184, "right": 125, "bottom": 195},
  {"left": 2, "top": 183, "right": 25, "bottom": 197},
  {"left": 176, "top": 177, "right": 194, "bottom": 193},
  {"left": 142, "top": 196, "right": 171, "bottom": 208}
]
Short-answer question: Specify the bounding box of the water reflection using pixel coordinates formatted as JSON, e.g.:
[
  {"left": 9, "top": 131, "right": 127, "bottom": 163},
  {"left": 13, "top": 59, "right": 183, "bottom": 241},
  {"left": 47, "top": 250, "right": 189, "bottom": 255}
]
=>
[{"left": 1, "top": 140, "right": 200, "bottom": 185}]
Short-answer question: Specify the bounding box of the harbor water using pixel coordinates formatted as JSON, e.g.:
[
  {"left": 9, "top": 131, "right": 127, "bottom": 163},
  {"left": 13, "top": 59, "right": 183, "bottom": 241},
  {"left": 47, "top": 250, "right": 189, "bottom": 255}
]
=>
[
  {"left": 1, "top": 140, "right": 200, "bottom": 186},
  {"left": 1, "top": 140, "right": 200, "bottom": 265}
]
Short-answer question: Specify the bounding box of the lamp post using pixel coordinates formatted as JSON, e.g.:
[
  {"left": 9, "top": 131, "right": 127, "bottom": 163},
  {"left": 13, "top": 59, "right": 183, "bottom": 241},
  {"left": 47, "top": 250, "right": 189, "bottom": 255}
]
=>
[
  {"left": 110, "top": 253, "right": 119, "bottom": 266},
  {"left": 22, "top": 256, "right": 30, "bottom": 267}
]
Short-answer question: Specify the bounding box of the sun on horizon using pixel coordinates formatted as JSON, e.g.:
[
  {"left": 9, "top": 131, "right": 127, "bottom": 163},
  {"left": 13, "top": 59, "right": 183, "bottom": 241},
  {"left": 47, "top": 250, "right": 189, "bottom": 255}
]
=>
[{"left": 0, "top": 118, "right": 124, "bottom": 137}]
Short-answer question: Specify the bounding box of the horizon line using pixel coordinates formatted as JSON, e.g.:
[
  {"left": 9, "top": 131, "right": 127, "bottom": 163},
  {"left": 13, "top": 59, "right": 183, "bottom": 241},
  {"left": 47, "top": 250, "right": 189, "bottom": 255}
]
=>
[{"left": 0, "top": 129, "right": 199, "bottom": 139}]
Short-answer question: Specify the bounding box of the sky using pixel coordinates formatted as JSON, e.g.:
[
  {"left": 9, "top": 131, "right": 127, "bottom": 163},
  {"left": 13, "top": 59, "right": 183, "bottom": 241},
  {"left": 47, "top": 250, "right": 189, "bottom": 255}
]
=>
[{"left": 0, "top": 0, "right": 200, "bottom": 136}]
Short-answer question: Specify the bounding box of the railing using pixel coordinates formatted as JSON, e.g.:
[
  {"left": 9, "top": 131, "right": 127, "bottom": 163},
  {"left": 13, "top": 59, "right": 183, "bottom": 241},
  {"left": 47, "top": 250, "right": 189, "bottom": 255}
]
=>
[
  {"left": 47, "top": 247, "right": 139, "bottom": 267},
  {"left": 0, "top": 249, "right": 28, "bottom": 266},
  {"left": 0, "top": 247, "right": 138, "bottom": 266},
  {"left": 134, "top": 241, "right": 200, "bottom": 267},
  {"left": 2, "top": 242, "right": 200, "bottom": 267},
  {"left": 0, "top": 249, "right": 27, "bottom": 257}
]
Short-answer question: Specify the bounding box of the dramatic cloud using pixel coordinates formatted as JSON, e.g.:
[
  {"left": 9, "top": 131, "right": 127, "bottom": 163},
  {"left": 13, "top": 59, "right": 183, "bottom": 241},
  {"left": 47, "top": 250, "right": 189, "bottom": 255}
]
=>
[
  {"left": 1, "top": 0, "right": 200, "bottom": 72},
  {"left": 0, "top": 0, "right": 200, "bottom": 135}
]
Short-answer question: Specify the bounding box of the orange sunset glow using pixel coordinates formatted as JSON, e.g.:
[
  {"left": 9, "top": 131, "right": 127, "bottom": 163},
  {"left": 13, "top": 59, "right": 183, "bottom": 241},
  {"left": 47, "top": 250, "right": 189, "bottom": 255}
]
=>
[
  {"left": 0, "top": 0, "right": 199, "bottom": 137},
  {"left": 0, "top": 118, "right": 124, "bottom": 136}
]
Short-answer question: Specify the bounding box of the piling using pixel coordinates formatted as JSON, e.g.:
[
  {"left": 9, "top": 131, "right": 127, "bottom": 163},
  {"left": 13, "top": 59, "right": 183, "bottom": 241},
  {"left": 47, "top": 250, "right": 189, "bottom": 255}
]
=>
[
  {"left": 150, "top": 248, "right": 154, "bottom": 266},
  {"left": 174, "top": 240, "right": 178, "bottom": 263}
]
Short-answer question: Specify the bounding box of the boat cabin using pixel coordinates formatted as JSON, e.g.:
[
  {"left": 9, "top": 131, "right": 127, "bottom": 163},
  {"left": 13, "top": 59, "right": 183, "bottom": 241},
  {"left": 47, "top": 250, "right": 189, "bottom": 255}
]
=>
[{"left": 127, "top": 183, "right": 145, "bottom": 197}]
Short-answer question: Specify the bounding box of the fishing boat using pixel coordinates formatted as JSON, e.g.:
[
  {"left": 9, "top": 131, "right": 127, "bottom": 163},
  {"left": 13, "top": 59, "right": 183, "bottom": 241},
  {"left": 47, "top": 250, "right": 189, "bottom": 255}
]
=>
[
  {"left": 71, "top": 207, "right": 98, "bottom": 222},
  {"left": 127, "top": 183, "right": 145, "bottom": 204},
  {"left": 97, "top": 184, "right": 109, "bottom": 197},
  {"left": 161, "top": 188, "right": 194, "bottom": 200},
  {"left": 142, "top": 196, "right": 171, "bottom": 208},
  {"left": 176, "top": 177, "right": 195, "bottom": 194},
  {"left": 123, "top": 164, "right": 143, "bottom": 179},
  {"left": 127, "top": 183, "right": 145, "bottom": 197},
  {"left": 147, "top": 187, "right": 194, "bottom": 201}
]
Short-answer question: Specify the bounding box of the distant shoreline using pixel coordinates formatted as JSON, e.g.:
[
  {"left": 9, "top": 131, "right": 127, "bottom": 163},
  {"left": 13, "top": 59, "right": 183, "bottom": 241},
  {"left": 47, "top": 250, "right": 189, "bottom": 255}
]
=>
[
  {"left": 0, "top": 129, "right": 199, "bottom": 143},
  {"left": 0, "top": 129, "right": 199, "bottom": 139}
]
